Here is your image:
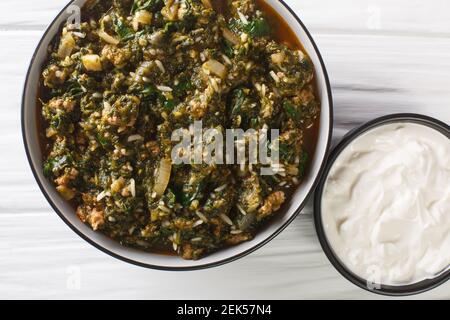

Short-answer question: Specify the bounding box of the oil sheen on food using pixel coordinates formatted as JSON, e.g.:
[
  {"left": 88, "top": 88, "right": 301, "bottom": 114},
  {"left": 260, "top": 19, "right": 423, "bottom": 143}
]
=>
[{"left": 322, "top": 122, "right": 450, "bottom": 285}]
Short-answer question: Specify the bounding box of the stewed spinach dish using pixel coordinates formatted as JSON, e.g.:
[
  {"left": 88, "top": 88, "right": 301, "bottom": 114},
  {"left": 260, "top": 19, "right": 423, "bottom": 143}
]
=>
[{"left": 40, "top": 0, "right": 320, "bottom": 259}]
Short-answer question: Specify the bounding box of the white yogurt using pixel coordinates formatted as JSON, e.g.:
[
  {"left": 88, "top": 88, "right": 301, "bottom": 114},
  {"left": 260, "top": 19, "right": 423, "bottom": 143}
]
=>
[{"left": 322, "top": 122, "right": 450, "bottom": 286}]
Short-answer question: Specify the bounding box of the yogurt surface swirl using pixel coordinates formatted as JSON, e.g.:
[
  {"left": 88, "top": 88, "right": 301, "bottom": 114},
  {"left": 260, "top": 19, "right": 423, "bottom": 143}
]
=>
[{"left": 322, "top": 122, "right": 450, "bottom": 286}]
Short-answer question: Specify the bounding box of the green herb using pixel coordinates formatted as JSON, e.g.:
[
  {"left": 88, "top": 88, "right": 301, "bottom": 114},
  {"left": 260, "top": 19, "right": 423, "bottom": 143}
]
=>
[
  {"left": 43, "top": 155, "right": 72, "bottom": 177},
  {"left": 116, "top": 197, "right": 139, "bottom": 214},
  {"left": 43, "top": 161, "right": 53, "bottom": 178},
  {"left": 131, "top": 0, "right": 164, "bottom": 14},
  {"left": 163, "top": 99, "right": 177, "bottom": 110},
  {"left": 164, "top": 189, "right": 177, "bottom": 208},
  {"left": 279, "top": 143, "right": 294, "bottom": 161},
  {"left": 96, "top": 133, "right": 110, "bottom": 148},
  {"left": 113, "top": 15, "right": 134, "bottom": 39},
  {"left": 298, "top": 152, "right": 309, "bottom": 178},
  {"left": 244, "top": 18, "right": 271, "bottom": 37},
  {"left": 173, "top": 80, "right": 194, "bottom": 97},
  {"left": 140, "top": 84, "right": 156, "bottom": 98},
  {"left": 222, "top": 39, "right": 235, "bottom": 58},
  {"left": 50, "top": 113, "right": 72, "bottom": 130},
  {"left": 163, "top": 14, "right": 196, "bottom": 34},
  {"left": 229, "top": 87, "right": 246, "bottom": 115},
  {"left": 163, "top": 21, "right": 178, "bottom": 33},
  {"left": 231, "top": 17, "right": 271, "bottom": 38},
  {"left": 283, "top": 100, "right": 299, "bottom": 120},
  {"left": 181, "top": 181, "right": 206, "bottom": 206}
]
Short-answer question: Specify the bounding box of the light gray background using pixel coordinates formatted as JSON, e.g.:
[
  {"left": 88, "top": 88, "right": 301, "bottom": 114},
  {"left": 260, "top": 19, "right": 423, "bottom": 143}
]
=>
[{"left": 0, "top": 0, "right": 449, "bottom": 299}]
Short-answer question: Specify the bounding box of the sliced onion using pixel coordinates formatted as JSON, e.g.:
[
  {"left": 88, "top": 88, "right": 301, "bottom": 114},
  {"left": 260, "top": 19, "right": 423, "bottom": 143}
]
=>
[
  {"left": 133, "top": 10, "right": 152, "bottom": 31},
  {"left": 203, "top": 59, "right": 227, "bottom": 79},
  {"left": 271, "top": 52, "right": 286, "bottom": 64},
  {"left": 58, "top": 32, "right": 76, "bottom": 59},
  {"left": 56, "top": 186, "right": 76, "bottom": 200},
  {"left": 161, "top": 1, "right": 180, "bottom": 21},
  {"left": 81, "top": 54, "right": 103, "bottom": 71},
  {"left": 98, "top": 30, "right": 119, "bottom": 45},
  {"left": 153, "top": 158, "right": 172, "bottom": 197},
  {"left": 138, "top": 10, "right": 152, "bottom": 24},
  {"left": 222, "top": 28, "right": 240, "bottom": 45}
]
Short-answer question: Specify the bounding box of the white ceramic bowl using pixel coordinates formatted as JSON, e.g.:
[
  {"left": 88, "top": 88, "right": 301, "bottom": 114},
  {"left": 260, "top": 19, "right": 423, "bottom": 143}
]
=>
[{"left": 22, "top": 0, "right": 333, "bottom": 270}]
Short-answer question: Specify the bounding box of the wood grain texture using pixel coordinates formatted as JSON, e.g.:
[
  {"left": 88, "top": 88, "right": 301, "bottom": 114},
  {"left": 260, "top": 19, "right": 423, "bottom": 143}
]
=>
[{"left": 0, "top": 0, "right": 449, "bottom": 299}]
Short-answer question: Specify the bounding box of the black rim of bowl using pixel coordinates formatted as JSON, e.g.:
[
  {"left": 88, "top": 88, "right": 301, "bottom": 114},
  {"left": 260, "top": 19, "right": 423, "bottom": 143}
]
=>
[
  {"left": 314, "top": 113, "right": 450, "bottom": 296},
  {"left": 21, "top": 0, "right": 334, "bottom": 271}
]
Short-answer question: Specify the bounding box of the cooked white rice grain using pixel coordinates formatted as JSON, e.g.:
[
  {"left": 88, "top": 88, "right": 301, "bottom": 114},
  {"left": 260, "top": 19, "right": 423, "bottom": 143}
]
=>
[
  {"left": 214, "top": 184, "right": 227, "bottom": 192},
  {"left": 236, "top": 204, "right": 247, "bottom": 216},
  {"left": 193, "top": 220, "right": 204, "bottom": 227},
  {"left": 156, "top": 85, "right": 173, "bottom": 92},
  {"left": 96, "top": 191, "right": 107, "bottom": 201},
  {"left": 72, "top": 31, "right": 86, "bottom": 38},
  {"left": 162, "top": 221, "right": 170, "bottom": 227},
  {"left": 210, "top": 78, "right": 220, "bottom": 92},
  {"left": 195, "top": 211, "right": 208, "bottom": 222},
  {"left": 298, "top": 50, "right": 305, "bottom": 61},
  {"left": 270, "top": 70, "right": 280, "bottom": 83},
  {"left": 127, "top": 134, "right": 144, "bottom": 142},
  {"left": 155, "top": 60, "right": 165, "bottom": 73},
  {"left": 158, "top": 205, "right": 171, "bottom": 213},
  {"left": 237, "top": 10, "right": 248, "bottom": 24},
  {"left": 130, "top": 178, "right": 136, "bottom": 198},
  {"left": 219, "top": 213, "right": 233, "bottom": 226},
  {"left": 222, "top": 54, "right": 232, "bottom": 65}
]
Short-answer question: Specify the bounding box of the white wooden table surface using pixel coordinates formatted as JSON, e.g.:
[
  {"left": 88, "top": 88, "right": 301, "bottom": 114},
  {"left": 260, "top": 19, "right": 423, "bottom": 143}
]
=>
[{"left": 0, "top": 0, "right": 449, "bottom": 300}]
